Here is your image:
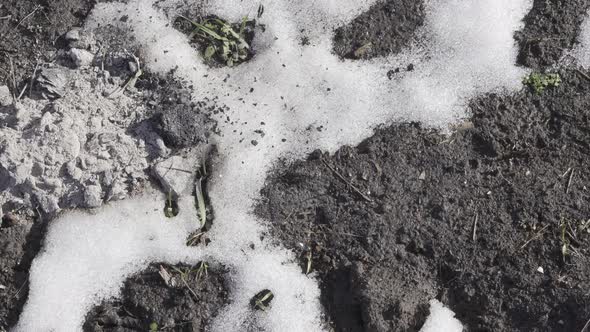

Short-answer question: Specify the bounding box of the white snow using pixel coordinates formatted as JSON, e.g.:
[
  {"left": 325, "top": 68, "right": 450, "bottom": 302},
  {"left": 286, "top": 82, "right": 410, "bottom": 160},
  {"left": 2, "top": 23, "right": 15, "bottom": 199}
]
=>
[
  {"left": 15, "top": 0, "right": 533, "bottom": 331},
  {"left": 419, "top": 300, "right": 464, "bottom": 332},
  {"left": 573, "top": 10, "right": 590, "bottom": 67}
]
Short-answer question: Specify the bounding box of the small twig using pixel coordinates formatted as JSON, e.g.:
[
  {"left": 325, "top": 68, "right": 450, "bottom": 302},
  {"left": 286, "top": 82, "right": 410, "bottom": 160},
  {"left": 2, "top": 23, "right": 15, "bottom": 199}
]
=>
[
  {"left": 17, "top": 84, "right": 27, "bottom": 100},
  {"left": 576, "top": 69, "right": 590, "bottom": 83},
  {"left": 581, "top": 317, "right": 590, "bottom": 332},
  {"left": 106, "top": 51, "right": 142, "bottom": 97},
  {"left": 179, "top": 275, "right": 199, "bottom": 299},
  {"left": 13, "top": 280, "right": 27, "bottom": 299},
  {"left": 9, "top": 57, "right": 16, "bottom": 103},
  {"left": 321, "top": 159, "right": 373, "bottom": 202},
  {"left": 566, "top": 168, "right": 575, "bottom": 194},
  {"left": 29, "top": 62, "right": 39, "bottom": 97},
  {"left": 168, "top": 167, "right": 193, "bottom": 174},
  {"left": 14, "top": 5, "right": 42, "bottom": 31},
  {"left": 1, "top": 5, "right": 42, "bottom": 43},
  {"left": 0, "top": 15, "right": 12, "bottom": 20},
  {"left": 472, "top": 214, "right": 479, "bottom": 242},
  {"left": 520, "top": 224, "right": 550, "bottom": 249},
  {"left": 561, "top": 167, "right": 572, "bottom": 178}
]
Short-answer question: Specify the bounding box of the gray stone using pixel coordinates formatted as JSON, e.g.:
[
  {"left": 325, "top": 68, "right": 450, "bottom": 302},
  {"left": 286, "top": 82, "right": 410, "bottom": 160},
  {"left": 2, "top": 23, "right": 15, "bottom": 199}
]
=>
[
  {"left": 152, "top": 155, "right": 198, "bottom": 196},
  {"left": 70, "top": 48, "right": 95, "bottom": 68},
  {"left": 64, "top": 28, "right": 81, "bottom": 41},
  {"left": 68, "top": 31, "right": 97, "bottom": 51},
  {"left": 0, "top": 85, "right": 11, "bottom": 106},
  {"left": 37, "top": 68, "right": 68, "bottom": 99},
  {"left": 35, "top": 192, "right": 60, "bottom": 215},
  {"left": 84, "top": 184, "right": 103, "bottom": 208}
]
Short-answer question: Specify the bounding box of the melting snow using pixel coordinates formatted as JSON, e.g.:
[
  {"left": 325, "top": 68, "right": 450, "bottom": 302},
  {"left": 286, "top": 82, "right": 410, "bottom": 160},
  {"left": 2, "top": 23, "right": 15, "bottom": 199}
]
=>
[
  {"left": 419, "top": 300, "right": 464, "bottom": 332},
  {"left": 15, "top": 0, "right": 533, "bottom": 331},
  {"left": 573, "top": 10, "right": 590, "bottom": 67}
]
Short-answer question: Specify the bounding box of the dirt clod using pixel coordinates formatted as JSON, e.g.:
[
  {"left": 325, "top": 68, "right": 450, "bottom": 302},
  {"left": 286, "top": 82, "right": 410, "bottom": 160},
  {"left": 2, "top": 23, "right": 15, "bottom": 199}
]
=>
[{"left": 83, "top": 263, "right": 229, "bottom": 332}]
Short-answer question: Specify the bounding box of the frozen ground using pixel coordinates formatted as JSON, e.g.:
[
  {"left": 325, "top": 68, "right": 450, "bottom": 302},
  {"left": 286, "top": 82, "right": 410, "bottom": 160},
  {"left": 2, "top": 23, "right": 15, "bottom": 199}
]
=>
[
  {"left": 2, "top": 0, "right": 590, "bottom": 331},
  {"left": 12, "top": 0, "right": 532, "bottom": 331}
]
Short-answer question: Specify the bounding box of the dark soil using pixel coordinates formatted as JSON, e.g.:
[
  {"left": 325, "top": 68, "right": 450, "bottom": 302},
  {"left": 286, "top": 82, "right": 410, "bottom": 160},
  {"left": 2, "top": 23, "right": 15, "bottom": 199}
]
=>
[
  {"left": 332, "top": 0, "right": 590, "bottom": 67},
  {"left": 259, "top": 68, "right": 590, "bottom": 331},
  {"left": 332, "top": 0, "right": 425, "bottom": 59},
  {"left": 254, "top": 2, "right": 590, "bottom": 331},
  {"left": 0, "top": 0, "right": 96, "bottom": 86},
  {"left": 150, "top": 85, "right": 218, "bottom": 149},
  {"left": 0, "top": 210, "right": 47, "bottom": 330},
  {"left": 515, "top": 0, "right": 590, "bottom": 69},
  {"left": 83, "top": 262, "right": 229, "bottom": 332}
]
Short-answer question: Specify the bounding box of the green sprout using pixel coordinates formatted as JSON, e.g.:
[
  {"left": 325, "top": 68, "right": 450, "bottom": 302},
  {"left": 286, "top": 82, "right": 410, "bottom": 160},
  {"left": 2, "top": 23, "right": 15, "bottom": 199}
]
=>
[
  {"left": 196, "top": 261, "right": 208, "bottom": 281},
  {"left": 195, "top": 178, "right": 207, "bottom": 228},
  {"left": 523, "top": 73, "right": 561, "bottom": 94},
  {"left": 149, "top": 322, "right": 158, "bottom": 332},
  {"left": 178, "top": 15, "right": 255, "bottom": 67}
]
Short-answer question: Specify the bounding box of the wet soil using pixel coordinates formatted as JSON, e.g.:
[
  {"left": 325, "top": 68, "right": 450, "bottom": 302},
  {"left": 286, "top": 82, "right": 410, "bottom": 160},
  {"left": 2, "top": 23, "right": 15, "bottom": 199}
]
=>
[
  {"left": 258, "top": 1, "right": 590, "bottom": 331},
  {"left": 516, "top": 0, "right": 590, "bottom": 69},
  {"left": 259, "top": 71, "right": 590, "bottom": 332},
  {"left": 332, "top": 0, "right": 425, "bottom": 59},
  {"left": 83, "top": 263, "right": 229, "bottom": 332},
  {"left": 0, "top": 210, "right": 46, "bottom": 329}
]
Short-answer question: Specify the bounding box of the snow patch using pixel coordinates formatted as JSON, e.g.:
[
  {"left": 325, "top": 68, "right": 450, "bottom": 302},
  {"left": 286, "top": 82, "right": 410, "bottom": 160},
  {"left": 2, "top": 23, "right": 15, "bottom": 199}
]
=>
[
  {"left": 16, "top": 0, "right": 532, "bottom": 331},
  {"left": 419, "top": 300, "right": 464, "bottom": 332},
  {"left": 573, "top": 10, "right": 590, "bottom": 67}
]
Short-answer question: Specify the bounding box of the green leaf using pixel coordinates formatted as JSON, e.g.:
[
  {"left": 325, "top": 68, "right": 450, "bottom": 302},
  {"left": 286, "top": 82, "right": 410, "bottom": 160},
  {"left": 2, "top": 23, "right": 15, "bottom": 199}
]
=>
[
  {"left": 204, "top": 45, "right": 216, "bottom": 59},
  {"left": 221, "top": 43, "right": 230, "bottom": 59},
  {"left": 179, "top": 15, "right": 227, "bottom": 41},
  {"left": 240, "top": 16, "right": 248, "bottom": 36},
  {"left": 195, "top": 178, "right": 207, "bottom": 228}
]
